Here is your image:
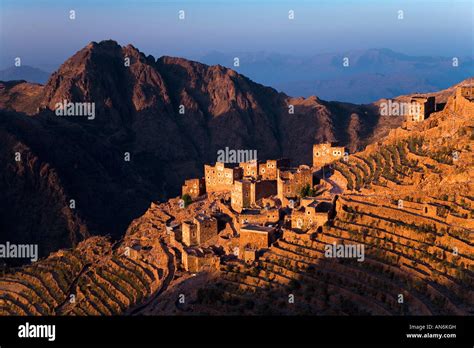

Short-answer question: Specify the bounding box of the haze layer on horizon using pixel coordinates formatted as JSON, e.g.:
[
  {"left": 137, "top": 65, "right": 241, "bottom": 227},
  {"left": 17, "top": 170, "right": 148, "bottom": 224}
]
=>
[{"left": 0, "top": 0, "right": 472, "bottom": 71}]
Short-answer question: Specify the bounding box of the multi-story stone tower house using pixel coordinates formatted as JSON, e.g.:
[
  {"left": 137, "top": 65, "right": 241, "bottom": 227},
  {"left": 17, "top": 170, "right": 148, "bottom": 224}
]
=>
[
  {"left": 405, "top": 96, "right": 436, "bottom": 123},
  {"left": 239, "top": 160, "right": 259, "bottom": 178},
  {"left": 277, "top": 165, "right": 313, "bottom": 200},
  {"left": 259, "top": 159, "right": 290, "bottom": 180},
  {"left": 182, "top": 178, "right": 205, "bottom": 199},
  {"left": 204, "top": 162, "right": 243, "bottom": 192},
  {"left": 231, "top": 179, "right": 252, "bottom": 212},
  {"left": 231, "top": 178, "right": 277, "bottom": 212},
  {"left": 181, "top": 214, "right": 218, "bottom": 247},
  {"left": 313, "top": 143, "right": 345, "bottom": 168}
]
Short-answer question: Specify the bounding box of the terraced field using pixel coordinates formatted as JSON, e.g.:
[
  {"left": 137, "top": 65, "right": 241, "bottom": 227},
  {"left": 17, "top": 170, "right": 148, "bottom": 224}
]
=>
[
  {"left": 197, "top": 204, "right": 472, "bottom": 315},
  {"left": 190, "top": 107, "right": 473, "bottom": 315},
  {"left": 0, "top": 233, "right": 171, "bottom": 315}
]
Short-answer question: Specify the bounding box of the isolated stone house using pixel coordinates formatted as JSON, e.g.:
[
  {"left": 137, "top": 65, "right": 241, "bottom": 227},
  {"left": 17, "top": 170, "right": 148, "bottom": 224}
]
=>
[{"left": 405, "top": 96, "right": 435, "bottom": 123}]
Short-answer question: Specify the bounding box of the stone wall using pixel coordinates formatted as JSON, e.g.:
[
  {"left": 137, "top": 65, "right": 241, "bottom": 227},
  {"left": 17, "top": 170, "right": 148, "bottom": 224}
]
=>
[
  {"left": 231, "top": 179, "right": 252, "bottom": 212},
  {"left": 239, "top": 208, "right": 279, "bottom": 226},
  {"left": 195, "top": 216, "right": 218, "bottom": 244},
  {"left": 182, "top": 221, "right": 198, "bottom": 247},
  {"left": 181, "top": 215, "right": 218, "bottom": 246},
  {"left": 239, "top": 226, "right": 274, "bottom": 251},
  {"left": 451, "top": 87, "right": 474, "bottom": 116},
  {"left": 182, "top": 251, "right": 220, "bottom": 272},
  {"left": 251, "top": 179, "right": 277, "bottom": 204}
]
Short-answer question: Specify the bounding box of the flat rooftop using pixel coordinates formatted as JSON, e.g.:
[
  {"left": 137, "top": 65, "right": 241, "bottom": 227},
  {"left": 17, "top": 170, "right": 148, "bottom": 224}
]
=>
[
  {"left": 195, "top": 214, "right": 216, "bottom": 222},
  {"left": 241, "top": 224, "right": 275, "bottom": 233}
]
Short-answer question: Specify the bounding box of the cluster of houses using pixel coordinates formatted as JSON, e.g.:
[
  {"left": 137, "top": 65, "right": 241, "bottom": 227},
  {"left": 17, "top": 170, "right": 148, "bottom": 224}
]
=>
[
  {"left": 171, "top": 143, "right": 346, "bottom": 272},
  {"left": 170, "top": 87, "right": 474, "bottom": 273}
]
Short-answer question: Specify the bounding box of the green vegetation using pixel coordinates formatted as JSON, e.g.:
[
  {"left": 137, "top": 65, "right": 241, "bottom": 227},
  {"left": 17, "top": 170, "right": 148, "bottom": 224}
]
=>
[
  {"left": 181, "top": 194, "right": 193, "bottom": 207},
  {"left": 299, "top": 184, "right": 317, "bottom": 197}
]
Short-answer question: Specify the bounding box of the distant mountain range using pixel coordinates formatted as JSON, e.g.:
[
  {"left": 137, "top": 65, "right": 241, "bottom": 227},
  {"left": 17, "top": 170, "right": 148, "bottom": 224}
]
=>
[
  {"left": 198, "top": 48, "right": 474, "bottom": 103},
  {"left": 2, "top": 49, "right": 472, "bottom": 104},
  {"left": 0, "top": 65, "right": 50, "bottom": 84}
]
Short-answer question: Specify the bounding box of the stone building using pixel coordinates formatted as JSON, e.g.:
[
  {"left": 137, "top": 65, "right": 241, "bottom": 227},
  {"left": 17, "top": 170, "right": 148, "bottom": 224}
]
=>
[
  {"left": 239, "top": 160, "right": 259, "bottom": 178},
  {"left": 313, "top": 143, "right": 345, "bottom": 168},
  {"left": 291, "top": 199, "right": 332, "bottom": 230},
  {"left": 258, "top": 159, "right": 290, "bottom": 180},
  {"left": 252, "top": 180, "right": 277, "bottom": 206},
  {"left": 231, "top": 178, "right": 277, "bottom": 212},
  {"left": 238, "top": 207, "right": 280, "bottom": 226},
  {"left": 277, "top": 165, "right": 313, "bottom": 200},
  {"left": 204, "top": 162, "right": 243, "bottom": 193},
  {"left": 237, "top": 158, "right": 290, "bottom": 180},
  {"left": 182, "top": 248, "right": 220, "bottom": 272},
  {"left": 181, "top": 214, "right": 218, "bottom": 247},
  {"left": 231, "top": 179, "right": 252, "bottom": 212},
  {"left": 452, "top": 86, "right": 474, "bottom": 115},
  {"left": 405, "top": 96, "right": 435, "bottom": 123},
  {"left": 182, "top": 178, "right": 205, "bottom": 199},
  {"left": 239, "top": 224, "right": 276, "bottom": 257}
]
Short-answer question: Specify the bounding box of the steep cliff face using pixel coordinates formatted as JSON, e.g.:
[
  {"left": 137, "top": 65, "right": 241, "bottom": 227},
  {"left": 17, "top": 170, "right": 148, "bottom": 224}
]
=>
[
  {"left": 0, "top": 40, "right": 400, "bottom": 256},
  {"left": 0, "top": 112, "right": 88, "bottom": 260}
]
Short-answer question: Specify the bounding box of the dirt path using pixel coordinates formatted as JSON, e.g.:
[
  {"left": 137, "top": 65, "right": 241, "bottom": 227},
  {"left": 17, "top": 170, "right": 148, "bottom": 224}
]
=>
[
  {"left": 128, "top": 239, "right": 176, "bottom": 315},
  {"left": 324, "top": 178, "right": 344, "bottom": 194}
]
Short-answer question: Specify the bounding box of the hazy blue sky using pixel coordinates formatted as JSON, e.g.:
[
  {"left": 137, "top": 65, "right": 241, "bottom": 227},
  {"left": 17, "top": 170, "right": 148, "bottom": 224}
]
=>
[{"left": 0, "top": 0, "right": 472, "bottom": 70}]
